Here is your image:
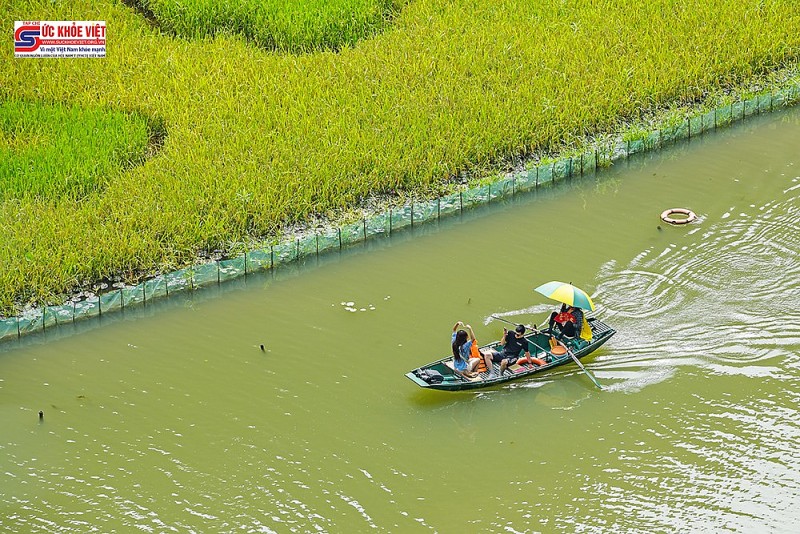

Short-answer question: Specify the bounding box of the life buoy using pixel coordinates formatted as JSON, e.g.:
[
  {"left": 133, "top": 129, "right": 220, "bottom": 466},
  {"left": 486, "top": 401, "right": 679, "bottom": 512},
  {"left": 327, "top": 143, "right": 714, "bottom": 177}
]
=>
[
  {"left": 660, "top": 208, "right": 697, "bottom": 225},
  {"left": 517, "top": 356, "right": 546, "bottom": 367}
]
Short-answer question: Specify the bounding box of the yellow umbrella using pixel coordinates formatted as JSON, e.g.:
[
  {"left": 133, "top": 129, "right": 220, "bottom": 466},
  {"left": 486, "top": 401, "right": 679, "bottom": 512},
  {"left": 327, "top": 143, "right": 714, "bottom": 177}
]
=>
[{"left": 534, "top": 281, "right": 595, "bottom": 311}]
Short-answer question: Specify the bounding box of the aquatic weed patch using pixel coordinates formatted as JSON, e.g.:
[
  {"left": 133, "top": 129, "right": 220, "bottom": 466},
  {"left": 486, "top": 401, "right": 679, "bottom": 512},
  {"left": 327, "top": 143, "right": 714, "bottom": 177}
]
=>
[
  {"left": 0, "top": 100, "right": 158, "bottom": 201},
  {"left": 130, "top": 0, "right": 403, "bottom": 52},
  {"left": 2, "top": 0, "right": 800, "bottom": 314}
]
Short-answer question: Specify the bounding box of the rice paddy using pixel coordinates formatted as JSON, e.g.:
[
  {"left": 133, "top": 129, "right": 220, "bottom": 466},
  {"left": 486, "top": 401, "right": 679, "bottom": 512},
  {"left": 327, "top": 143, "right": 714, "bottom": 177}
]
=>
[
  {"left": 1, "top": 0, "right": 800, "bottom": 314},
  {"left": 136, "top": 0, "right": 403, "bottom": 52},
  {"left": 0, "top": 100, "right": 155, "bottom": 201}
]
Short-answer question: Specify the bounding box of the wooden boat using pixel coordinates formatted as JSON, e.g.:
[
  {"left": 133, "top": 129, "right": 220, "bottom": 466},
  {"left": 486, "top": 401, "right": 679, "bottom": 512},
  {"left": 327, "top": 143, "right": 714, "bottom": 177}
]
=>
[{"left": 405, "top": 318, "right": 615, "bottom": 391}]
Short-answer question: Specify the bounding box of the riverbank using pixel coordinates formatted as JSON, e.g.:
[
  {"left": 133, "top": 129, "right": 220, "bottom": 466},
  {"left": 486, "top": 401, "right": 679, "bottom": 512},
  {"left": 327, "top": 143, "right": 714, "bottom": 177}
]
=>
[
  {"left": 2, "top": 0, "right": 800, "bottom": 316},
  {"left": 2, "top": 71, "right": 799, "bottom": 341}
]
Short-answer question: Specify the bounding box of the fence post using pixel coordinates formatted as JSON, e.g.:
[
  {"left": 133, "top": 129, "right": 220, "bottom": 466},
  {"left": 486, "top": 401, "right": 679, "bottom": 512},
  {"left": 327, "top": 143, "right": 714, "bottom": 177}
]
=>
[
  {"left": 389, "top": 207, "right": 393, "bottom": 234},
  {"left": 362, "top": 218, "right": 367, "bottom": 241},
  {"left": 411, "top": 202, "right": 414, "bottom": 227}
]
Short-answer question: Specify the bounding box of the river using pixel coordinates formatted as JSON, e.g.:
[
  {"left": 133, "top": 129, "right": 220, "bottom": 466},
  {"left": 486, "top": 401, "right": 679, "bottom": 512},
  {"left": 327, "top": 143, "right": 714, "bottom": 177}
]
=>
[{"left": 1, "top": 107, "right": 799, "bottom": 533}]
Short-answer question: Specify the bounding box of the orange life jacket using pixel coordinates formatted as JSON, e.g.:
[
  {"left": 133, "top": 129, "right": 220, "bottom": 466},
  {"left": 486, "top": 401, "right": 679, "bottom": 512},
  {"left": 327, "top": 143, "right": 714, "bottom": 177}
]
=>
[{"left": 470, "top": 340, "right": 488, "bottom": 372}]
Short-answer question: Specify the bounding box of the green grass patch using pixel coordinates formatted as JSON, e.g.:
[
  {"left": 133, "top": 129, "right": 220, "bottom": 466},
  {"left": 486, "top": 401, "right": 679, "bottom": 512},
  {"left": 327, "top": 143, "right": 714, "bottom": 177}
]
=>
[
  {"left": 134, "top": 0, "right": 403, "bottom": 52},
  {"left": 0, "top": 100, "right": 154, "bottom": 201},
  {"left": 1, "top": 0, "right": 800, "bottom": 313}
]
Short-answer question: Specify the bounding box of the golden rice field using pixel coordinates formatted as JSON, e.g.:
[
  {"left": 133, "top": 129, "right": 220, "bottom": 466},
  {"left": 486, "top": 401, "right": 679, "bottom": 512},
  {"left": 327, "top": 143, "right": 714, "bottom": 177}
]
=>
[{"left": 1, "top": 0, "right": 800, "bottom": 315}]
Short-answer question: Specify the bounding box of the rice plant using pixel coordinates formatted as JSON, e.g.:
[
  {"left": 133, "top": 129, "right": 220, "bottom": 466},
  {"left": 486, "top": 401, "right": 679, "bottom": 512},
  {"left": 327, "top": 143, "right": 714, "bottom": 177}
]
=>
[
  {"left": 0, "top": 0, "right": 799, "bottom": 314},
  {"left": 0, "top": 100, "right": 152, "bottom": 200},
  {"left": 137, "top": 0, "right": 403, "bottom": 52}
]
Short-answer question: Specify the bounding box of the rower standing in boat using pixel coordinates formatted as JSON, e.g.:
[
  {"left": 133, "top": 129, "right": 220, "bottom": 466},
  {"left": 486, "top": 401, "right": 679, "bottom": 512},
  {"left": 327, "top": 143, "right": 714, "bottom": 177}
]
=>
[{"left": 488, "top": 325, "right": 532, "bottom": 377}]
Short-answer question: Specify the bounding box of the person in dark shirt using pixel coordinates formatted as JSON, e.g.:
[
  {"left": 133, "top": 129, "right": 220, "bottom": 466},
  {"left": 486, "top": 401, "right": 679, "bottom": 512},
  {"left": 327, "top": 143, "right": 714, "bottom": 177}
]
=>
[
  {"left": 570, "top": 307, "right": 584, "bottom": 339},
  {"left": 488, "top": 324, "right": 532, "bottom": 376}
]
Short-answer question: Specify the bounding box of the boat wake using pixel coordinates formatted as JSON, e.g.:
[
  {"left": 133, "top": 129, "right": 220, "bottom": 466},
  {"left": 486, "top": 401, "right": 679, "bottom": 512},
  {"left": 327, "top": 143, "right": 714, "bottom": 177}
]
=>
[{"left": 594, "top": 178, "right": 800, "bottom": 390}]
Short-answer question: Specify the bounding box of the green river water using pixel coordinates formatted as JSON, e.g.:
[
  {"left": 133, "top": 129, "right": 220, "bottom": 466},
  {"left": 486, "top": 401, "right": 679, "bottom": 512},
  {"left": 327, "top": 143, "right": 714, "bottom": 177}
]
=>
[{"left": 1, "top": 107, "right": 799, "bottom": 533}]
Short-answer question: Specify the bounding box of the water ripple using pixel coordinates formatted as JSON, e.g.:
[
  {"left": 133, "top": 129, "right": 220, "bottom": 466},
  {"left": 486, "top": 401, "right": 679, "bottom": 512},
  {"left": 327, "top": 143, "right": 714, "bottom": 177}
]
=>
[{"left": 596, "top": 188, "right": 800, "bottom": 387}]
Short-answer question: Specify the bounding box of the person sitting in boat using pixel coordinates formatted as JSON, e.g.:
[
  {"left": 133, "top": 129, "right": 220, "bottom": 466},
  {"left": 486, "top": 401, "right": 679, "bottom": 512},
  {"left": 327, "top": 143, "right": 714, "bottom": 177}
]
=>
[
  {"left": 548, "top": 305, "right": 594, "bottom": 348},
  {"left": 488, "top": 324, "right": 532, "bottom": 377},
  {"left": 451, "top": 321, "right": 483, "bottom": 379},
  {"left": 570, "top": 306, "right": 586, "bottom": 339},
  {"left": 548, "top": 304, "right": 577, "bottom": 340}
]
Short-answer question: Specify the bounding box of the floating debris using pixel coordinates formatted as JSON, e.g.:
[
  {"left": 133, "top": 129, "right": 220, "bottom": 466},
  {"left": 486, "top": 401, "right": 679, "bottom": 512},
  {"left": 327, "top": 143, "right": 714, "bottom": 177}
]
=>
[{"left": 339, "top": 300, "right": 377, "bottom": 313}]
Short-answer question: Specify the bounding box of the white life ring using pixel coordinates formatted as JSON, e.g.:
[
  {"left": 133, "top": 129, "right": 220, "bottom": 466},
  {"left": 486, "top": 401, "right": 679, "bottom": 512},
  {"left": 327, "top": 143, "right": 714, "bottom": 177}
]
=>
[{"left": 660, "top": 208, "right": 697, "bottom": 225}]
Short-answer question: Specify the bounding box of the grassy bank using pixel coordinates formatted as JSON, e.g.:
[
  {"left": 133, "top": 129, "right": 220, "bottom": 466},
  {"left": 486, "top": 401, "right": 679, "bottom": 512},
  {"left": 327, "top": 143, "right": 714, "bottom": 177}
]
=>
[{"left": 1, "top": 0, "right": 800, "bottom": 314}]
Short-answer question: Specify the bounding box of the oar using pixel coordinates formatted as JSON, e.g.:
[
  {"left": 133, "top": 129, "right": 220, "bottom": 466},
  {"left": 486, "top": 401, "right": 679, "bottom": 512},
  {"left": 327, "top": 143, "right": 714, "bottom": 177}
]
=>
[
  {"left": 563, "top": 344, "right": 603, "bottom": 390},
  {"left": 491, "top": 315, "right": 540, "bottom": 333},
  {"left": 491, "top": 315, "right": 556, "bottom": 359},
  {"left": 490, "top": 315, "right": 603, "bottom": 390}
]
